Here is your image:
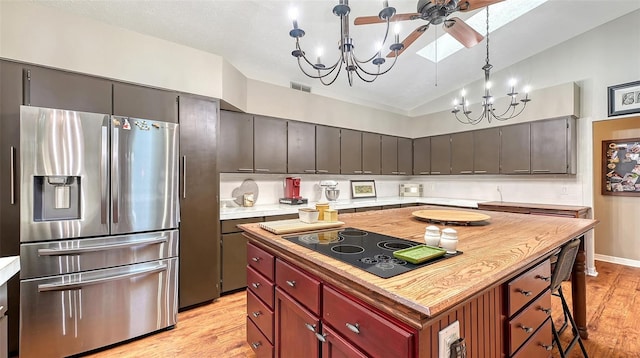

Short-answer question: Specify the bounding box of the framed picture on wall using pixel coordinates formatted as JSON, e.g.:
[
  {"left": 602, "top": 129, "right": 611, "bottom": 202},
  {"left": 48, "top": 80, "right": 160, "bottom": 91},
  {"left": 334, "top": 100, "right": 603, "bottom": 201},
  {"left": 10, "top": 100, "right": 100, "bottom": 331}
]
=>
[
  {"left": 602, "top": 138, "right": 640, "bottom": 196},
  {"left": 350, "top": 180, "right": 377, "bottom": 199},
  {"left": 608, "top": 80, "right": 640, "bottom": 117}
]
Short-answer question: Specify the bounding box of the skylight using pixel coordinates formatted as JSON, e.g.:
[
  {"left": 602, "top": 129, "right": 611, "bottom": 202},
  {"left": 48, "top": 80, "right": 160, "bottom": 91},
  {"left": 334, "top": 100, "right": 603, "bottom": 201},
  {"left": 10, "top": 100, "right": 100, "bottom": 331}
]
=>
[{"left": 416, "top": 0, "right": 548, "bottom": 63}]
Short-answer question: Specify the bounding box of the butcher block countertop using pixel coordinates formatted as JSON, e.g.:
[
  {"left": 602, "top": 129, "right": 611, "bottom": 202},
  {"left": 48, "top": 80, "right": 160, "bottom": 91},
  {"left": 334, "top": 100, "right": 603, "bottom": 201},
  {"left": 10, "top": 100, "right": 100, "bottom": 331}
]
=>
[{"left": 239, "top": 205, "right": 598, "bottom": 329}]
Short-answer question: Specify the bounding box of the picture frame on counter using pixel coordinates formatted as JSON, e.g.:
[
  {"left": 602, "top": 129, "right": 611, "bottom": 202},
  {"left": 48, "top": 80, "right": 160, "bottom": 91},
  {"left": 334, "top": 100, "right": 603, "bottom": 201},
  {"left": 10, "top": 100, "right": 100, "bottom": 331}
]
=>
[
  {"left": 350, "top": 180, "right": 377, "bottom": 199},
  {"left": 602, "top": 138, "right": 640, "bottom": 196},
  {"left": 608, "top": 80, "right": 640, "bottom": 117}
]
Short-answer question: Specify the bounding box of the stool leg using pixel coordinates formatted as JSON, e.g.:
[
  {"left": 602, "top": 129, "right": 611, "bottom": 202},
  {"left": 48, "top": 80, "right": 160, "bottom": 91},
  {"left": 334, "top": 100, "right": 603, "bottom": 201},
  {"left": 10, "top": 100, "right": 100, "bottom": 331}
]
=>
[{"left": 559, "top": 287, "right": 589, "bottom": 357}]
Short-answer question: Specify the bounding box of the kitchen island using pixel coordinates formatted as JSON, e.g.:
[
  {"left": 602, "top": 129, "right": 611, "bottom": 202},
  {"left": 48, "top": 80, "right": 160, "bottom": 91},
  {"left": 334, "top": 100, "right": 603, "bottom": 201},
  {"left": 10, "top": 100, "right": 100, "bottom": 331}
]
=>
[{"left": 240, "top": 205, "right": 598, "bottom": 357}]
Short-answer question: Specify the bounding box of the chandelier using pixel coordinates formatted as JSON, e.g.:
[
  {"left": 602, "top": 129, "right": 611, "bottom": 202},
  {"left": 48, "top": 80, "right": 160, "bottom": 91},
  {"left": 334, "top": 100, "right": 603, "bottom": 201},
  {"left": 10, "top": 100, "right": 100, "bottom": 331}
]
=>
[
  {"left": 452, "top": 6, "right": 531, "bottom": 125},
  {"left": 288, "top": 0, "right": 405, "bottom": 86}
]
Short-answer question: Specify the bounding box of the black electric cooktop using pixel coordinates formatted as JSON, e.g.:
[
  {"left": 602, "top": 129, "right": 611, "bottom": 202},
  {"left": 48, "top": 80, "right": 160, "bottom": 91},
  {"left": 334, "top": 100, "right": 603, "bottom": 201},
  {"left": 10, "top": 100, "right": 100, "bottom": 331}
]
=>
[{"left": 283, "top": 227, "right": 462, "bottom": 279}]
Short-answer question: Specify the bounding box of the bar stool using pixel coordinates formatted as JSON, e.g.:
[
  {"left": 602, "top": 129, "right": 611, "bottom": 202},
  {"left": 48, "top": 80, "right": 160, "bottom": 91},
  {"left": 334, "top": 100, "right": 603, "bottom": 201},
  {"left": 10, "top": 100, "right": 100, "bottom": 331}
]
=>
[{"left": 550, "top": 238, "right": 589, "bottom": 358}]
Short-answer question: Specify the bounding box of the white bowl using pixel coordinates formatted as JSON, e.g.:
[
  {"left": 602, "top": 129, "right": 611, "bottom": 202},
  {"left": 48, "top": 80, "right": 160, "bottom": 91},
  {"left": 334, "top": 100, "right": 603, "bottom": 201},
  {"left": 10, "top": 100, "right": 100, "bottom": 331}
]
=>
[{"left": 298, "top": 208, "right": 319, "bottom": 223}]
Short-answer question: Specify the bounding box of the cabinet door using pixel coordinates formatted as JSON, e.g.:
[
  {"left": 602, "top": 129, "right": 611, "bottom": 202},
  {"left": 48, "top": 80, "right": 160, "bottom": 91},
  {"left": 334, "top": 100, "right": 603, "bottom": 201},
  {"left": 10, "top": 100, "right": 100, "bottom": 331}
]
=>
[
  {"left": 362, "top": 132, "right": 381, "bottom": 175},
  {"left": 473, "top": 127, "right": 500, "bottom": 174},
  {"left": 24, "top": 65, "right": 111, "bottom": 114},
  {"left": 430, "top": 135, "right": 451, "bottom": 175},
  {"left": 288, "top": 121, "right": 316, "bottom": 174},
  {"left": 322, "top": 325, "right": 368, "bottom": 358},
  {"left": 275, "top": 288, "right": 321, "bottom": 358},
  {"left": 531, "top": 118, "right": 569, "bottom": 174},
  {"left": 113, "top": 82, "right": 177, "bottom": 122},
  {"left": 381, "top": 135, "right": 398, "bottom": 175},
  {"left": 397, "top": 138, "right": 412, "bottom": 175},
  {"left": 219, "top": 110, "right": 254, "bottom": 173},
  {"left": 340, "top": 129, "right": 362, "bottom": 174},
  {"left": 315, "top": 125, "right": 341, "bottom": 174},
  {"left": 413, "top": 137, "right": 431, "bottom": 175},
  {"left": 500, "top": 123, "right": 531, "bottom": 174},
  {"left": 178, "top": 95, "right": 219, "bottom": 308},
  {"left": 450, "top": 131, "right": 474, "bottom": 174},
  {"left": 221, "top": 232, "right": 248, "bottom": 293},
  {"left": 254, "top": 115, "right": 287, "bottom": 174}
]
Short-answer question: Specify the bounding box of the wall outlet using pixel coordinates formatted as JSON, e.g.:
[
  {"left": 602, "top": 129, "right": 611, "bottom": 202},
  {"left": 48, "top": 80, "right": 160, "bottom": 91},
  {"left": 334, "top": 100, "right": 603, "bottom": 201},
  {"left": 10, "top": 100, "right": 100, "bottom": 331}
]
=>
[{"left": 438, "top": 320, "right": 460, "bottom": 358}]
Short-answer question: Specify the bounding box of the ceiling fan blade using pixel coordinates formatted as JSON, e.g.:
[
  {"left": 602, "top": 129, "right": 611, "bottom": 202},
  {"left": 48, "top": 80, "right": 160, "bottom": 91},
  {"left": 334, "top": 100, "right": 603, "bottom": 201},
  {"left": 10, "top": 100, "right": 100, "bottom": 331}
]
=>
[
  {"left": 443, "top": 17, "right": 483, "bottom": 48},
  {"left": 354, "top": 13, "right": 420, "bottom": 26},
  {"left": 386, "top": 25, "right": 429, "bottom": 58},
  {"left": 459, "top": 0, "right": 504, "bottom": 12}
]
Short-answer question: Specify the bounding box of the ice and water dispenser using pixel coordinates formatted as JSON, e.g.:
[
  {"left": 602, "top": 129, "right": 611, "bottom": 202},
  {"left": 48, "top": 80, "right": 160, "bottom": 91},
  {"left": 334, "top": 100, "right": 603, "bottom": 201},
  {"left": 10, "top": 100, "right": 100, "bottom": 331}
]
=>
[{"left": 33, "top": 175, "right": 81, "bottom": 221}]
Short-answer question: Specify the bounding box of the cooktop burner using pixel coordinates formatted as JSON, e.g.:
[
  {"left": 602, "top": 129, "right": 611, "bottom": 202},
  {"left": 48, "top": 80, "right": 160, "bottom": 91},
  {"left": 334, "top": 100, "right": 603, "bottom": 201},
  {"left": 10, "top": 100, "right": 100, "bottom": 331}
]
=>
[{"left": 284, "top": 227, "right": 462, "bottom": 279}]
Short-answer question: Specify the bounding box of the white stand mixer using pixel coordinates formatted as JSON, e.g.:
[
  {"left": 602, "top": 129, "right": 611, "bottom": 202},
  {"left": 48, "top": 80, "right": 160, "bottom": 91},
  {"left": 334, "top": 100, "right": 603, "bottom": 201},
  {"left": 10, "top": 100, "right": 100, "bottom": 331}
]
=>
[{"left": 319, "top": 180, "right": 340, "bottom": 201}]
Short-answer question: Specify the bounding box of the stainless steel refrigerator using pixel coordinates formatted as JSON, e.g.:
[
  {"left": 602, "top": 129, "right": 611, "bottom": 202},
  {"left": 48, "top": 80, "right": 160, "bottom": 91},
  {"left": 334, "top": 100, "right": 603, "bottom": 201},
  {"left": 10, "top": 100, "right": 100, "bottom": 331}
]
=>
[{"left": 18, "top": 106, "right": 180, "bottom": 357}]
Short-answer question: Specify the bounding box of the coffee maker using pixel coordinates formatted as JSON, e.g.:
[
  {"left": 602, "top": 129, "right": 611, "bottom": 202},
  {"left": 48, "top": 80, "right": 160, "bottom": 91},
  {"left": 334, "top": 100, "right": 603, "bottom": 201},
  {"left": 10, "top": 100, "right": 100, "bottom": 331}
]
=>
[{"left": 279, "top": 177, "right": 308, "bottom": 205}]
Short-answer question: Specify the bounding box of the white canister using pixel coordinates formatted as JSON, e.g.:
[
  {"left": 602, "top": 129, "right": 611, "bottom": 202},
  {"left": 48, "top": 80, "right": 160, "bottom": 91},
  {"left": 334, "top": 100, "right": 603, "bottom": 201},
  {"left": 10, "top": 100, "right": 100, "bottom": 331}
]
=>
[
  {"left": 424, "top": 225, "right": 441, "bottom": 247},
  {"left": 440, "top": 228, "right": 458, "bottom": 254}
]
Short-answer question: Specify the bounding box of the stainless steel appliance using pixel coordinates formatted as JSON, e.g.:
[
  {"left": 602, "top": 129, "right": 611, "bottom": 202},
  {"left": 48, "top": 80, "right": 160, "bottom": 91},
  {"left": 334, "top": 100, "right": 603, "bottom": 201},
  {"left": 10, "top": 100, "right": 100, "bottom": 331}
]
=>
[
  {"left": 18, "top": 106, "right": 180, "bottom": 358},
  {"left": 283, "top": 228, "right": 461, "bottom": 278}
]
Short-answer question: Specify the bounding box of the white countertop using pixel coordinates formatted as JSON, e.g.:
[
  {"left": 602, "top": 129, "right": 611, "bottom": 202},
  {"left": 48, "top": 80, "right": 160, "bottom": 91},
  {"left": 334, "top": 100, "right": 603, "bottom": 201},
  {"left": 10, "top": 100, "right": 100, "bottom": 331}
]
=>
[
  {"left": 0, "top": 256, "right": 20, "bottom": 286},
  {"left": 220, "top": 197, "right": 483, "bottom": 220}
]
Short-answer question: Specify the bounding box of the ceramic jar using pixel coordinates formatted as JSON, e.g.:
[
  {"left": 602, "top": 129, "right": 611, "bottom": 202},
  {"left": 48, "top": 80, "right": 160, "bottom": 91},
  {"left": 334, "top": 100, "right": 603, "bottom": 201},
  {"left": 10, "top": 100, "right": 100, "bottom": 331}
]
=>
[
  {"left": 440, "top": 228, "right": 458, "bottom": 254},
  {"left": 424, "top": 225, "right": 441, "bottom": 247},
  {"left": 315, "top": 203, "right": 330, "bottom": 221}
]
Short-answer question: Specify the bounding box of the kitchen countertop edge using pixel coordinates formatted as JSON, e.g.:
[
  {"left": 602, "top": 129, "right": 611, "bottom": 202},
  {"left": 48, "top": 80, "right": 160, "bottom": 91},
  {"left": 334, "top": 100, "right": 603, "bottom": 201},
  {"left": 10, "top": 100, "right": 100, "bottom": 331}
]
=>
[{"left": 0, "top": 256, "right": 20, "bottom": 286}]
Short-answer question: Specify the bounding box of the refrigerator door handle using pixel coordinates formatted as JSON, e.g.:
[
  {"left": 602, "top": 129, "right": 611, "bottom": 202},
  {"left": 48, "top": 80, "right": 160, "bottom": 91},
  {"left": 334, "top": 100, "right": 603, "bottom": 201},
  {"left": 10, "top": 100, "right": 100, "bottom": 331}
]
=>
[
  {"left": 182, "top": 155, "right": 187, "bottom": 199},
  {"left": 112, "top": 126, "right": 120, "bottom": 223},
  {"left": 37, "top": 236, "right": 169, "bottom": 256},
  {"left": 10, "top": 146, "right": 16, "bottom": 205},
  {"left": 101, "top": 126, "right": 108, "bottom": 224},
  {"left": 37, "top": 264, "right": 168, "bottom": 292}
]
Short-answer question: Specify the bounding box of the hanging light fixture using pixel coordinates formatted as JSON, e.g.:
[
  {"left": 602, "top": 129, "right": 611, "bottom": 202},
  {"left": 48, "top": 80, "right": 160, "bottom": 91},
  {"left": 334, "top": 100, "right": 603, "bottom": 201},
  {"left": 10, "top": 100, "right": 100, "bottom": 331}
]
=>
[
  {"left": 452, "top": 6, "right": 531, "bottom": 125},
  {"left": 288, "top": 0, "right": 405, "bottom": 86}
]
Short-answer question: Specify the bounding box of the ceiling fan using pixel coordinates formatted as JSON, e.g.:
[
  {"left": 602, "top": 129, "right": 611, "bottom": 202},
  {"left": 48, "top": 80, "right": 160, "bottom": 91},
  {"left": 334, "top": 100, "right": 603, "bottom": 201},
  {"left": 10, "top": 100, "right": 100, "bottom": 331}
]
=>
[{"left": 354, "top": 0, "right": 503, "bottom": 57}]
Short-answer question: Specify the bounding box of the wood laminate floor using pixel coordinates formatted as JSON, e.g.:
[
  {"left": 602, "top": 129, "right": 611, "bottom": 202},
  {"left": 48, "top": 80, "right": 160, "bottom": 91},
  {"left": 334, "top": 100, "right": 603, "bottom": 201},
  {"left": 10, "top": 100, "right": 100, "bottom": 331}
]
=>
[{"left": 82, "top": 261, "right": 639, "bottom": 358}]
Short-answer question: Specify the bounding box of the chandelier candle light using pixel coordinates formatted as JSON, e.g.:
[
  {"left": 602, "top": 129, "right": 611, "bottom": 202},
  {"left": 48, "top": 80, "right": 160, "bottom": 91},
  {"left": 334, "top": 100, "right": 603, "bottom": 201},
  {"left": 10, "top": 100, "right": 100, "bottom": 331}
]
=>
[
  {"left": 288, "top": 0, "right": 405, "bottom": 86},
  {"left": 452, "top": 6, "right": 531, "bottom": 125}
]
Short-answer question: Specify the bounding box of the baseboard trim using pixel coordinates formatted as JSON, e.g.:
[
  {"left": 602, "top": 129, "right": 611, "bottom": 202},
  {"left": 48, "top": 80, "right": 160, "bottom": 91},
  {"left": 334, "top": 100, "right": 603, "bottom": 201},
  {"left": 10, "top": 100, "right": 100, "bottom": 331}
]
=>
[{"left": 595, "top": 254, "right": 640, "bottom": 268}]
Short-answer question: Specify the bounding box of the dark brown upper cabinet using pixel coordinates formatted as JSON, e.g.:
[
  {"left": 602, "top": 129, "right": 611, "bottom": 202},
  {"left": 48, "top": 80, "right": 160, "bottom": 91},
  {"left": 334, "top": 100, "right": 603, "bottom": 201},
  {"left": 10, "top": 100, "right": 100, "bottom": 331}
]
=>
[
  {"left": 500, "top": 123, "right": 531, "bottom": 174},
  {"left": 413, "top": 137, "right": 431, "bottom": 175},
  {"left": 218, "top": 110, "right": 254, "bottom": 173},
  {"left": 473, "top": 127, "right": 500, "bottom": 174},
  {"left": 113, "top": 82, "right": 177, "bottom": 123},
  {"left": 362, "top": 132, "right": 381, "bottom": 175},
  {"left": 287, "top": 121, "right": 316, "bottom": 174},
  {"left": 254, "top": 115, "right": 287, "bottom": 174},
  {"left": 397, "top": 138, "right": 413, "bottom": 175},
  {"left": 315, "top": 125, "right": 341, "bottom": 174},
  {"left": 450, "top": 131, "right": 474, "bottom": 174},
  {"left": 381, "top": 136, "right": 412, "bottom": 175},
  {"left": 430, "top": 135, "right": 451, "bottom": 175},
  {"left": 340, "top": 129, "right": 363, "bottom": 174},
  {"left": 531, "top": 117, "right": 575, "bottom": 174}
]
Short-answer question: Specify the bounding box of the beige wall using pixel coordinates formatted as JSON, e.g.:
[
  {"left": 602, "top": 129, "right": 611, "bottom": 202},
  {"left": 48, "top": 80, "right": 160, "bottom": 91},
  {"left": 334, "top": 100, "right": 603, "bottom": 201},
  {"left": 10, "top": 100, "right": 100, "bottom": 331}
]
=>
[{"left": 593, "top": 117, "right": 640, "bottom": 263}]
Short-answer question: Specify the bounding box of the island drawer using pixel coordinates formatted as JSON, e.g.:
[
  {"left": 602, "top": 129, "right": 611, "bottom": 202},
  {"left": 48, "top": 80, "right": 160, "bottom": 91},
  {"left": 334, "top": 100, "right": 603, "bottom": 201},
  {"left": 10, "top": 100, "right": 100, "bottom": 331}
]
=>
[
  {"left": 508, "top": 289, "right": 551, "bottom": 355},
  {"left": 247, "top": 266, "right": 275, "bottom": 308},
  {"left": 511, "top": 318, "right": 553, "bottom": 358},
  {"left": 323, "top": 286, "right": 415, "bottom": 358},
  {"left": 247, "top": 242, "right": 275, "bottom": 280},
  {"left": 507, "top": 259, "right": 551, "bottom": 316},
  {"left": 247, "top": 290, "right": 274, "bottom": 344},
  {"left": 247, "top": 317, "right": 274, "bottom": 358},
  {"left": 275, "top": 259, "right": 321, "bottom": 315}
]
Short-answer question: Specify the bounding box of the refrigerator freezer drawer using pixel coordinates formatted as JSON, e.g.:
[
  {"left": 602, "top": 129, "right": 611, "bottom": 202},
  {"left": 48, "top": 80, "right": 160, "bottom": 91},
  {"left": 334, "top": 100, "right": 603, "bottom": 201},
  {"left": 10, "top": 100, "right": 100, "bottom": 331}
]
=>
[
  {"left": 19, "top": 257, "right": 178, "bottom": 358},
  {"left": 20, "top": 230, "right": 179, "bottom": 279}
]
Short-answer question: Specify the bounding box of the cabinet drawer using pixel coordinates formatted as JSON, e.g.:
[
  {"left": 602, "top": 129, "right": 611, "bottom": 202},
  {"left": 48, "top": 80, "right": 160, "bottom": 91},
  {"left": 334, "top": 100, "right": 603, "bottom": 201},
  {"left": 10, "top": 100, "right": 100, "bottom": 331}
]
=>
[
  {"left": 323, "top": 286, "right": 415, "bottom": 358},
  {"left": 221, "top": 217, "right": 264, "bottom": 234},
  {"left": 275, "top": 259, "right": 321, "bottom": 315},
  {"left": 247, "top": 290, "right": 274, "bottom": 344},
  {"left": 247, "top": 266, "right": 275, "bottom": 308},
  {"left": 508, "top": 259, "right": 551, "bottom": 316},
  {"left": 508, "top": 289, "right": 552, "bottom": 355},
  {"left": 247, "top": 243, "right": 275, "bottom": 280},
  {"left": 247, "top": 317, "right": 274, "bottom": 358},
  {"left": 511, "top": 318, "right": 553, "bottom": 358}
]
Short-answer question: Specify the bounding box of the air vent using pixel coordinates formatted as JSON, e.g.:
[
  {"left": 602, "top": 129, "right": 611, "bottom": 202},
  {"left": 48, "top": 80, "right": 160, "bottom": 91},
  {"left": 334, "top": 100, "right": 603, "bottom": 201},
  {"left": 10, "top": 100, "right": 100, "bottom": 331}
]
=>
[{"left": 290, "top": 82, "right": 311, "bottom": 93}]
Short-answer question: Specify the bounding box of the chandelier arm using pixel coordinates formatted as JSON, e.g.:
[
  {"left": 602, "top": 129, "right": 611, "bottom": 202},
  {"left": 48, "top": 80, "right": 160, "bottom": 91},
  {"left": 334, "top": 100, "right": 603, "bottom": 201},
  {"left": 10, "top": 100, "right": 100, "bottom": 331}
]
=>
[
  {"left": 295, "top": 39, "right": 342, "bottom": 74},
  {"left": 296, "top": 57, "right": 341, "bottom": 80},
  {"left": 318, "top": 65, "right": 344, "bottom": 86},
  {"left": 351, "top": 20, "right": 393, "bottom": 64},
  {"left": 454, "top": 110, "right": 484, "bottom": 125},
  {"left": 351, "top": 52, "right": 399, "bottom": 77},
  {"left": 492, "top": 101, "right": 529, "bottom": 121}
]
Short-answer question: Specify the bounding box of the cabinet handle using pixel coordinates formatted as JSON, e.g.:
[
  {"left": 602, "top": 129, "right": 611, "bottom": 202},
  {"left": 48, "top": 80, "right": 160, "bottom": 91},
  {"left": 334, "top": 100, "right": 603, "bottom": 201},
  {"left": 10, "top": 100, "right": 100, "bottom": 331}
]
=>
[
  {"left": 255, "top": 168, "right": 270, "bottom": 172},
  {"left": 520, "top": 325, "right": 533, "bottom": 334},
  {"left": 419, "top": 171, "right": 429, "bottom": 175},
  {"left": 251, "top": 257, "right": 261, "bottom": 262},
  {"left": 540, "top": 343, "right": 553, "bottom": 351},
  {"left": 251, "top": 342, "right": 261, "bottom": 349},
  {"left": 431, "top": 171, "right": 441, "bottom": 174},
  {"left": 398, "top": 172, "right": 406, "bottom": 175},
  {"left": 535, "top": 274, "right": 550, "bottom": 282},
  {"left": 354, "top": 170, "right": 362, "bottom": 174},
  {"left": 182, "top": 156, "right": 187, "bottom": 199},
  {"left": 238, "top": 168, "right": 253, "bottom": 172},
  {"left": 304, "top": 169, "right": 316, "bottom": 173},
  {"left": 251, "top": 282, "right": 261, "bottom": 289},
  {"left": 286, "top": 280, "right": 296, "bottom": 287},
  {"left": 474, "top": 170, "right": 487, "bottom": 173},
  {"left": 513, "top": 169, "right": 529, "bottom": 173},
  {"left": 460, "top": 170, "right": 473, "bottom": 174},
  {"left": 517, "top": 289, "right": 532, "bottom": 297},
  {"left": 317, "top": 169, "right": 328, "bottom": 173},
  {"left": 10, "top": 146, "right": 16, "bottom": 205},
  {"left": 532, "top": 169, "right": 551, "bottom": 173},
  {"left": 363, "top": 171, "right": 372, "bottom": 174},
  {"left": 345, "top": 322, "right": 360, "bottom": 334},
  {"left": 392, "top": 171, "right": 399, "bottom": 174},
  {"left": 315, "top": 333, "right": 327, "bottom": 343},
  {"left": 304, "top": 323, "right": 316, "bottom": 332},
  {"left": 539, "top": 307, "right": 551, "bottom": 315},
  {"left": 252, "top": 311, "right": 261, "bottom": 318}
]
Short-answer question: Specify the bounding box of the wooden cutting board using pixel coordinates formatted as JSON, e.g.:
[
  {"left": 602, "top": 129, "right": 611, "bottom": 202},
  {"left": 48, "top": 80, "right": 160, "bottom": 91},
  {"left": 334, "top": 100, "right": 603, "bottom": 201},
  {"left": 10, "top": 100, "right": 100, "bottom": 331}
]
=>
[
  {"left": 412, "top": 209, "right": 491, "bottom": 223},
  {"left": 259, "top": 219, "right": 345, "bottom": 235}
]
